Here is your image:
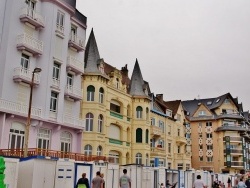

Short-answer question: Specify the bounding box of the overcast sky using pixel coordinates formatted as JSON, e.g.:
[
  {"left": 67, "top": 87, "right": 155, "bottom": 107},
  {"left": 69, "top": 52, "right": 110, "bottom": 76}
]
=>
[{"left": 76, "top": 0, "right": 250, "bottom": 111}]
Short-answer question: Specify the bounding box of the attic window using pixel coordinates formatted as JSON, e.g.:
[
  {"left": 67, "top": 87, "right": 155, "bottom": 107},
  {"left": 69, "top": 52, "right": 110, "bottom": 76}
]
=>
[
  {"left": 198, "top": 110, "right": 206, "bottom": 116},
  {"left": 207, "top": 101, "right": 212, "bottom": 105},
  {"left": 198, "top": 103, "right": 201, "bottom": 106},
  {"left": 216, "top": 98, "right": 220, "bottom": 103},
  {"left": 224, "top": 99, "right": 230, "bottom": 103}
]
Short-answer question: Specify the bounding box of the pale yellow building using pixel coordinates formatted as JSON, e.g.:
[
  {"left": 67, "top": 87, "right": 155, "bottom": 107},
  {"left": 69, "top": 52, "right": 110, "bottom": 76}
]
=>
[
  {"left": 182, "top": 93, "right": 250, "bottom": 173},
  {"left": 81, "top": 30, "right": 191, "bottom": 167}
]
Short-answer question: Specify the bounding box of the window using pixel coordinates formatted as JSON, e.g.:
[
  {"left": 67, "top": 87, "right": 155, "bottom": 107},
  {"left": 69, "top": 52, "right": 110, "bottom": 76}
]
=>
[
  {"left": 177, "top": 129, "right": 180, "bottom": 136},
  {"left": 207, "top": 145, "right": 213, "bottom": 150},
  {"left": 84, "top": 145, "right": 92, "bottom": 156},
  {"left": 99, "top": 88, "right": 104, "bottom": 103},
  {"left": 8, "top": 123, "right": 25, "bottom": 149},
  {"left": 53, "top": 63, "right": 60, "bottom": 80},
  {"left": 37, "top": 128, "right": 51, "bottom": 150},
  {"left": 56, "top": 11, "right": 64, "bottom": 32},
  {"left": 199, "top": 145, "right": 203, "bottom": 149},
  {"left": 60, "top": 131, "right": 71, "bottom": 152},
  {"left": 186, "top": 133, "right": 191, "bottom": 139},
  {"left": 146, "top": 107, "right": 149, "bottom": 120},
  {"left": 98, "top": 115, "right": 103, "bottom": 133},
  {"left": 198, "top": 111, "right": 206, "bottom": 116},
  {"left": 67, "top": 73, "right": 73, "bottom": 86},
  {"left": 199, "top": 156, "right": 203, "bottom": 161},
  {"left": 85, "top": 113, "right": 93, "bottom": 131},
  {"left": 207, "top": 157, "right": 213, "bottom": 162},
  {"left": 151, "top": 118, "right": 155, "bottom": 126},
  {"left": 206, "top": 122, "right": 212, "bottom": 127},
  {"left": 97, "top": 145, "right": 102, "bottom": 156},
  {"left": 136, "top": 106, "right": 143, "bottom": 119},
  {"left": 177, "top": 146, "right": 181, "bottom": 153},
  {"left": 70, "top": 25, "right": 77, "bottom": 41},
  {"left": 168, "top": 162, "right": 171, "bottom": 169},
  {"left": 168, "top": 143, "right": 171, "bottom": 153},
  {"left": 109, "top": 151, "right": 119, "bottom": 164},
  {"left": 159, "top": 160, "right": 164, "bottom": 167},
  {"left": 26, "top": 0, "right": 35, "bottom": 10},
  {"left": 145, "top": 129, "right": 149, "bottom": 144},
  {"left": 146, "top": 154, "right": 149, "bottom": 166},
  {"left": 199, "top": 134, "right": 202, "bottom": 138},
  {"left": 116, "top": 78, "right": 119, "bottom": 89},
  {"left": 135, "top": 153, "right": 142, "bottom": 164},
  {"left": 87, "top": 85, "right": 95, "bottom": 101},
  {"left": 159, "top": 121, "right": 164, "bottom": 132},
  {"left": 206, "top": 133, "right": 212, "bottom": 138},
  {"left": 50, "top": 92, "right": 58, "bottom": 112},
  {"left": 136, "top": 128, "right": 142, "bottom": 143},
  {"left": 224, "top": 99, "right": 230, "bottom": 103},
  {"left": 177, "top": 163, "right": 183, "bottom": 170},
  {"left": 158, "top": 140, "right": 164, "bottom": 148},
  {"left": 168, "top": 125, "right": 171, "bottom": 135},
  {"left": 21, "top": 54, "right": 29, "bottom": 69},
  {"left": 177, "top": 114, "right": 181, "bottom": 121},
  {"left": 198, "top": 122, "right": 202, "bottom": 127},
  {"left": 110, "top": 100, "right": 120, "bottom": 113},
  {"left": 186, "top": 164, "right": 191, "bottom": 170},
  {"left": 150, "top": 160, "right": 155, "bottom": 167}
]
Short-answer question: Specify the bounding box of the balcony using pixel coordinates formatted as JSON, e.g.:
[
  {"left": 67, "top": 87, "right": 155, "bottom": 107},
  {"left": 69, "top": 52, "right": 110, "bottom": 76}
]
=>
[
  {"left": 13, "top": 67, "right": 41, "bottom": 85},
  {"left": 223, "top": 136, "right": 242, "bottom": 142},
  {"left": 19, "top": 7, "right": 45, "bottom": 29},
  {"left": 64, "top": 84, "right": 83, "bottom": 101},
  {"left": 224, "top": 161, "right": 244, "bottom": 168},
  {"left": 109, "top": 138, "right": 122, "bottom": 145},
  {"left": 16, "top": 34, "right": 43, "bottom": 56},
  {"left": 51, "top": 77, "right": 60, "bottom": 89},
  {"left": 68, "top": 34, "right": 85, "bottom": 52},
  {"left": 216, "top": 125, "right": 247, "bottom": 132},
  {"left": 63, "top": 115, "right": 85, "bottom": 129},
  {"left": 188, "top": 115, "right": 215, "bottom": 121},
  {"left": 66, "top": 56, "right": 84, "bottom": 75},
  {"left": 151, "top": 146, "right": 166, "bottom": 156},
  {"left": 0, "top": 99, "right": 42, "bottom": 118},
  {"left": 224, "top": 149, "right": 243, "bottom": 155},
  {"left": 0, "top": 148, "right": 107, "bottom": 162},
  {"left": 217, "top": 113, "right": 244, "bottom": 120},
  {"left": 110, "top": 111, "right": 123, "bottom": 119},
  {"left": 176, "top": 136, "right": 187, "bottom": 145},
  {"left": 174, "top": 153, "right": 190, "bottom": 160},
  {"left": 150, "top": 126, "right": 162, "bottom": 137}
]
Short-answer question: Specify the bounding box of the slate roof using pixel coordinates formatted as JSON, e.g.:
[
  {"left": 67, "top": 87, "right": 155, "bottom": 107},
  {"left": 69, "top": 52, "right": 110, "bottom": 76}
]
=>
[
  {"left": 84, "top": 29, "right": 101, "bottom": 73},
  {"left": 129, "top": 59, "right": 148, "bottom": 97}
]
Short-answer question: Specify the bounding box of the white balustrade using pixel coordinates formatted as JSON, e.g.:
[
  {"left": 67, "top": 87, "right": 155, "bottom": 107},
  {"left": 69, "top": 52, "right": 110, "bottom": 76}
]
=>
[
  {"left": 63, "top": 114, "right": 85, "bottom": 128},
  {"left": 17, "top": 33, "right": 43, "bottom": 53},
  {"left": 52, "top": 77, "right": 60, "bottom": 88},
  {"left": 56, "top": 24, "right": 64, "bottom": 34},
  {"left": 20, "top": 7, "right": 45, "bottom": 26},
  {"left": 65, "top": 85, "right": 83, "bottom": 98},
  {"left": 67, "top": 56, "right": 84, "bottom": 73},
  {"left": 0, "top": 99, "right": 42, "bottom": 118},
  {"left": 13, "top": 67, "right": 40, "bottom": 84},
  {"left": 70, "top": 33, "right": 85, "bottom": 47}
]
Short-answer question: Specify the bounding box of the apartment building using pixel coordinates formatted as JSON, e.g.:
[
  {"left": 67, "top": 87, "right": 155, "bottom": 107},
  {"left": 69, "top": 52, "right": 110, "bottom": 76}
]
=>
[
  {"left": 81, "top": 30, "right": 191, "bottom": 167},
  {"left": 182, "top": 93, "right": 250, "bottom": 174},
  {"left": 0, "top": 0, "right": 86, "bottom": 157}
]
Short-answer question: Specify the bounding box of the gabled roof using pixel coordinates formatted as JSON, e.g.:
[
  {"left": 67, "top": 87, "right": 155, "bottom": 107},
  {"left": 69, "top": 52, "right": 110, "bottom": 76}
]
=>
[
  {"left": 84, "top": 29, "right": 101, "bottom": 73},
  {"left": 182, "top": 93, "right": 241, "bottom": 116},
  {"left": 129, "top": 59, "right": 148, "bottom": 97},
  {"left": 165, "top": 100, "right": 181, "bottom": 117}
]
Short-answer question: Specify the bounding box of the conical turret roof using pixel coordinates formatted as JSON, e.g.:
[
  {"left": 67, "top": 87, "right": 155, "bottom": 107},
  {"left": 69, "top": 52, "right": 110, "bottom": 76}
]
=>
[
  {"left": 84, "top": 29, "right": 101, "bottom": 73},
  {"left": 129, "top": 59, "right": 148, "bottom": 97}
]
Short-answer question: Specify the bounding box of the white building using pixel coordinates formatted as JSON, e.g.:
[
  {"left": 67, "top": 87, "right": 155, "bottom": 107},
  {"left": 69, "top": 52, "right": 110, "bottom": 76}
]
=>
[{"left": 0, "top": 0, "right": 86, "bottom": 157}]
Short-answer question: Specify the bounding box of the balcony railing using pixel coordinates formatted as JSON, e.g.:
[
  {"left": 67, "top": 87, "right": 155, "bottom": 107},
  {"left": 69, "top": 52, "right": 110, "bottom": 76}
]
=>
[
  {"left": 16, "top": 33, "right": 43, "bottom": 56},
  {"left": 151, "top": 146, "right": 166, "bottom": 156},
  {"left": 0, "top": 148, "right": 108, "bottom": 162},
  {"left": 67, "top": 56, "right": 84, "bottom": 74},
  {"left": 188, "top": 115, "right": 215, "bottom": 121},
  {"left": 110, "top": 111, "right": 123, "bottom": 119},
  {"left": 51, "top": 77, "right": 60, "bottom": 88},
  {"left": 0, "top": 99, "right": 42, "bottom": 118},
  {"left": 217, "top": 113, "right": 243, "bottom": 120},
  {"left": 224, "top": 161, "right": 244, "bottom": 167},
  {"left": 13, "top": 67, "right": 41, "bottom": 85},
  {"left": 64, "top": 84, "right": 83, "bottom": 101},
  {"left": 19, "top": 7, "right": 45, "bottom": 29},
  {"left": 150, "top": 126, "right": 162, "bottom": 136},
  {"left": 224, "top": 149, "right": 243, "bottom": 154},
  {"left": 68, "top": 33, "right": 85, "bottom": 52},
  {"left": 176, "top": 136, "right": 187, "bottom": 144},
  {"left": 109, "top": 138, "right": 123, "bottom": 145},
  {"left": 63, "top": 114, "right": 85, "bottom": 129},
  {"left": 223, "top": 136, "right": 242, "bottom": 142}
]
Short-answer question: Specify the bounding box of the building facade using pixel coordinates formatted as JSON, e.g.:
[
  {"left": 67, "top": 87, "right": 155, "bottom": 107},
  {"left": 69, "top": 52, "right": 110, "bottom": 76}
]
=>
[
  {"left": 182, "top": 93, "right": 250, "bottom": 173},
  {"left": 0, "top": 0, "right": 86, "bottom": 156}
]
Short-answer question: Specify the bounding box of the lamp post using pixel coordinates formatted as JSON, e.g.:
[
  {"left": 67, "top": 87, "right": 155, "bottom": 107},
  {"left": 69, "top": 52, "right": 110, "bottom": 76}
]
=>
[{"left": 23, "top": 67, "right": 42, "bottom": 157}]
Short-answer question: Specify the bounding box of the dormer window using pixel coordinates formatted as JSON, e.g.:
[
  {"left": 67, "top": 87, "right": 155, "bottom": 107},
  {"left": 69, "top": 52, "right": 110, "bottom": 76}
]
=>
[
  {"left": 99, "top": 63, "right": 104, "bottom": 74},
  {"left": 198, "top": 110, "right": 206, "bottom": 116}
]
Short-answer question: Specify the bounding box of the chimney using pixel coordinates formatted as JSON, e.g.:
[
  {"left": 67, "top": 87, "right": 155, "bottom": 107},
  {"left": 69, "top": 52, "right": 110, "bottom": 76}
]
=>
[
  {"left": 121, "top": 64, "right": 128, "bottom": 77},
  {"left": 156, "top": 94, "right": 164, "bottom": 102}
]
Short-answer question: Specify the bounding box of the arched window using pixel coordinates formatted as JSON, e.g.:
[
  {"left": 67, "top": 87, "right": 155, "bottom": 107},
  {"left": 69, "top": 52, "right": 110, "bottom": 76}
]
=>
[
  {"left": 98, "top": 114, "right": 103, "bottom": 133},
  {"left": 146, "top": 107, "right": 149, "bottom": 120},
  {"left": 9, "top": 122, "right": 25, "bottom": 149},
  {"left": 60, "top": 131, "right": 72, "bottom": 152},
  {"left": 109, "top": 124, "right": 120, "bottom": 140},
  {"left": 110, "top": 99, "right": 121, "bottom": 114},
  {"left": 109, "top": 151, "right": 119, "bottom": 164},
  {"left": 145, "top": 129, "right": 149, "bottom": 144},
  {"left": 99, "top": 87, "right": 104, "bottom": 103},
  {"left": 135, "top": 153, "right": 142, "bottom": 164},
  {"left": 116, "top": 78, "right": 119, "bottom": 89},
  {"left": 87, "top": 85, "right": 95, "bottom": 101},
  {"left": 97, "top": 145, "right": 102, "bottom": 156},
  {"left": 136, "top": 106, "right": 143, "bottom": 119},
  {"left": 86, "top": 113, "right": 93, "bottom": 131},
  {"left": 84, "top": 144, "right": 92, "bottom": 155},
  {"left": 37, "top": 128, "right": 51, "bottom": 150},
  {"left": 136, "top": 128, "right": 142, "bottom": 143}
]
